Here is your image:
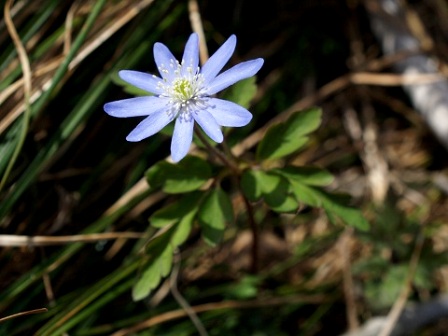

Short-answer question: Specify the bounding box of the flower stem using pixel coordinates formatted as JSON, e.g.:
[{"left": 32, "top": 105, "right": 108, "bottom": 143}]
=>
[
  {"left": 193, "top": 128, "right": 239, "bottom": 173},
  {"left": 194, "top": 127, "right": 259, "bottom": 273},
  {"left": 240, "top": 184, "right": 258, "bottom": 273}
]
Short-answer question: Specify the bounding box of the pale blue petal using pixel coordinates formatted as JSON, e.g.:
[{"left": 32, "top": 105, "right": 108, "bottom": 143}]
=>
[
  {"left": 206, "top": 98, "right": 252, "bottom": 127},
  {"left": 201, "top": 35, "right": 236, "bottom": 83},
  {"left": 193, "top": 110, "right": 223, "bottom": 143},
  {"left": 182, "top": 33, "right": 199, "bottom": 76},
  {"left": 171, "top": 117, "right": 194, "bottom": 162},
  {"left": 104, "top": 97, "right": 169, "bottom": 118},
  {"left": 126, "top": 110, "right": 173, "bottom": 142},
  {"left": 153, "top": 42, "right": 177, "bottom": 81},
  {"left": 119, "top": 70, "right": 164, "bottom": 95},
  {"left": 206, "top": 59, "right": 264, "bottom": 95}
]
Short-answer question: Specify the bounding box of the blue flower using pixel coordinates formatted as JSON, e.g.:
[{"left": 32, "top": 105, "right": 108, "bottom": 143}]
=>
[{"left": 104, "top": 33, "right": 263, "bottom": 162}]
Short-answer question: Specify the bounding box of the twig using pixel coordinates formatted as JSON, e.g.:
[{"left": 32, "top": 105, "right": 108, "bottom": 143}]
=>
[
  {"left": 194, "top": 127, "right": 239, "bottom": 173},
  {"left": 241, "top": 190, "right": 258, "bottom": 273}
]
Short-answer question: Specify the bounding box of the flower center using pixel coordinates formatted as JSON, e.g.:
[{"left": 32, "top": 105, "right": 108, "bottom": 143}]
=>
[
  {"left": 172, "top": 78, "right": 194, "bottom": 101},
  {"left": 156, "top": 59, "right": 210, "bottom": 121}
]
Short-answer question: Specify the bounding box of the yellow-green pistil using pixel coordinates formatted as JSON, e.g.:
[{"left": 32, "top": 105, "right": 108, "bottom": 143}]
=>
[
  {"left": 172, "top": 78, "right": 195, "bottom": 101},
  {"left": 156, "top": 59, "right": 208, "bottom": 121}
]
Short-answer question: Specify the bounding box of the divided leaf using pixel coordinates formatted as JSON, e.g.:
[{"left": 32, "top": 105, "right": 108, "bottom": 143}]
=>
[
  {"left": 268, "top": 166, "right": 368, "bottom": 230},
  {"left": 290, "top": 180, "right": 322, "bottom": 207},
  {"left": 263, "top": 177, "right": 298, "bottom": 213},
  {"left": 146, "top": 156, "right": 211, "bottom": 193},
  {"left": 241, "top": 169, "right": 282, "bottom": 201},
  {"left": 241, "top": 169, "right": 298, "bottom": 213},
  {"left": 172, "top": 206, "right": 197, "bottom": 247},
  {"left": 321, "top": 191, "right": 369, "bottom": 231},
  {"left": 132, "top": 244, "right": 173, "bottom": 301},
  {"left": 273, "top": 166, "right": 334, "bottom": 186},
  {"left": 150, "top": 192, "right": 202, "bottom": 228},
  {"left": 132, "top": 227, "right": 174, "bottom": 301},
  {"left": 133, "top": 193, "right": 201, "bottom": 301},
  {"left": 256, "top": 107, "right": 322, "bottom": 161},
  {"left": 198, "top": 187, "right": 234, "bottom": 246}
]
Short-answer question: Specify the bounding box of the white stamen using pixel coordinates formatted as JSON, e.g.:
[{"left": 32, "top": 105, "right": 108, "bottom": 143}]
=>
[{"left": 156, "top": 58, "right": 209, "bottom": 120}]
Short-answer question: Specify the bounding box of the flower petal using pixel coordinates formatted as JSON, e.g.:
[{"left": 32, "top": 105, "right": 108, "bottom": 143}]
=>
[
  {"left": 104, "top": 97, "right": 169, "bottom": 118},
  {"left": 119, "top": 70, "right": 164, "bottom": 95},
  {"left": 206, "top": 58, "right": 264, "bottom": 95},
  {"left": 181, "top": 33, "right": 199, "bottom": 76},
  {"left": 153, "top": 42, "right": 177, "bottom": 81},
  {"left": 193, "top": 110, "right": 223, "bottom": 143},
  {"left": 126, "top": 110, "right": 173, "bottom": 142},
  {"left": 171, "top": 117, "right": 194, "bottom": 162},
  {"left": 201, "top": 35, "right": 236, "bottom": 83},
  {"left": 206, "top": 98, "right": 252, "bottom": 127}
]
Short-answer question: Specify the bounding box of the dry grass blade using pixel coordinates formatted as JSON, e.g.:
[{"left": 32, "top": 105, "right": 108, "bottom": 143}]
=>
[
  {"left": 0, "top": 0, "right": 32, "bottom": 192},
  {"left": 0, "top": 308, "right": 48, "bottom": 323},
  {"left": 188, "top": 0, "right": 208, "bottom": 65},
  {"left": 111, "top": 294, "right": 330, "bottom": 336},
  {"left": 0, "top": 232, "right": 146, "bottom": 247},
  {"left": 350, "top": 72, "right": 445, "bottom": 86},
  {"left": 0, "top": 0, "right": 156, "bottom": 136}
]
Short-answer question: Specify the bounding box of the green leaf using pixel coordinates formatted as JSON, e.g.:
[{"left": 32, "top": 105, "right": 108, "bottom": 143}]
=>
[
  {"left": 241, "top": 170, "right": 263, "bottom": 201},
  {"left": 321, "top": 192, "right": 369, "bottom": 231},
  {"left": 256, "top": 107, "right": 322, "bottom": 161},
  {"left": 150, "top": 192, "right": 202, "bottom": 228},
  {"left": 146, "top": 156, "right": 212, "bottom": 193},
  {"left": 241, "top": 169, "right": 283, "bottom": 202},
  {"left": 241, "top": 169, "right": 298, "bottom": 213},
  {"left": 132, "top": 244, "right": 173, "bottom": 301},
  {"left": 134, "top": 193, "right": 199, "bottom": 301},
  {"left": 273, "top": 166, "right": 334, "bottom": 186},
  {"left": 221, "top": 77, "right": 257, "bottom": 108},
  {"left": 171, "top": 205, "right": 197, "bottom": 246},
  {"left": 282, "top": 172, "right": 369, "bottom": 230},
  {"left": 289, "top": 180, "right": 322, "bottom": 207},
  {"left": 364, "top": 265, "right": 407, "bottom": 310},
  {"left": 198, "top": 187, "right": 234, "bottom": 246},
  {"left": 263, "top": 176, "right": 298, "bottom": 213},
  {"left": 223, "top": 276, "right": 261, "bottom": 299},
  {"left": 132, "top": 226, "right": 174, "bottom": 301}
]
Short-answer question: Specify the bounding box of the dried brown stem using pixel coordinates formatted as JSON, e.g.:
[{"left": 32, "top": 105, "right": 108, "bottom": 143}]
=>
[
  {"left": 0, "top": 308, "right": 48, "bottom": 323},
  {"left": 111, "top": 294, "right": 328, "bottom": 336},
  {"left": 193, "top": 128, "right": 259, "bottom": 272}
]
